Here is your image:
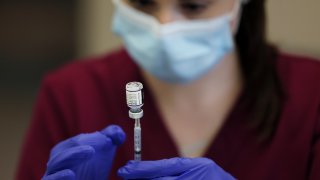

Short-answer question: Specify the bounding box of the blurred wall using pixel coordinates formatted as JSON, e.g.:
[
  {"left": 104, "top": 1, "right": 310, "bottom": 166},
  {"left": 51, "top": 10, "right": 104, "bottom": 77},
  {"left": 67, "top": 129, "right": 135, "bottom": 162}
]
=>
[
  {"left": 0, "top": 1, "right": 75, "bottom": 179},
  {"left": 267, "top": 0, "right": 320, "bottom": 58},
  {"left": 76, "top": 0, "right": 320, "bottom": 58},
  {"left": 76, "top": 0, "right": 121, "bottom": 58}
]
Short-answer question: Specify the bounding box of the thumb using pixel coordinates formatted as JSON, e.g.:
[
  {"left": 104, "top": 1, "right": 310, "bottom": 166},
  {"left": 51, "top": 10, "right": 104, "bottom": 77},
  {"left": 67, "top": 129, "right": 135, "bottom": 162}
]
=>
[
  {"left": 100, "top": 125, "right": 126, "bottom": 146},
  {"left": 117, "top": 158, "right": 211, "bottom": 179},
  {"left": 43, "top": 169, "right": 75, "bottom": 180}
]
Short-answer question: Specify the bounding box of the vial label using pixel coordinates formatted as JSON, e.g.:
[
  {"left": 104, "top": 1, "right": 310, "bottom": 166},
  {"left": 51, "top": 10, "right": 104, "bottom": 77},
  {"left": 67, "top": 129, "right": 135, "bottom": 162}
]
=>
[{"left": 126, "top": 91, "right": 143, "bottom": 106}]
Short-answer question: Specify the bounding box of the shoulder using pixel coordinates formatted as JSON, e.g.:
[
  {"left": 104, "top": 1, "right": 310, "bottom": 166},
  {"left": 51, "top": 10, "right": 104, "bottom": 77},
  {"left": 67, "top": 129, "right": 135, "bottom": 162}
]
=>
[
  {"left": 277, "top": 53, "right": 320, "bottom": 80},
  {"left": 42, "top": 48, "right": 138, "bottom": 91},
  {"left": 274, "top": 53, "right": 320, "bottom": 151},
  {"left": 276, "top": 53, "right": 320, "bottom": 97}
]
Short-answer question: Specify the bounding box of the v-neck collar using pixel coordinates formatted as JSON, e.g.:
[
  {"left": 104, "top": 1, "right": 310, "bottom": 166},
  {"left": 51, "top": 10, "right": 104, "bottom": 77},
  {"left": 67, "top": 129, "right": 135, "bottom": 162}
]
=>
[{"left": 139, "top": 75, "right": 249, "bottom": 167}]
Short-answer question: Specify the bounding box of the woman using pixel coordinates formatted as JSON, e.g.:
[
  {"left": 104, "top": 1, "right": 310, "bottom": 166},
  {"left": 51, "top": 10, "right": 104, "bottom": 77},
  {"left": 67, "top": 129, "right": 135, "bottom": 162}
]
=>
[{"left": 16, "top": 0, "right": 320, "bottom": 179}]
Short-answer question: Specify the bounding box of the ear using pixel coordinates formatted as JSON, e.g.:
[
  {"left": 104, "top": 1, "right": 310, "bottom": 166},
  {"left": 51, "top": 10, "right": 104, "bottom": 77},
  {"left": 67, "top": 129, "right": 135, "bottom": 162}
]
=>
[
  {"left": 229, "top": 0, "right": 247, "bottom": 35},
  {"left": 230, "top": 16, "right": 241, "bottom": 35}
]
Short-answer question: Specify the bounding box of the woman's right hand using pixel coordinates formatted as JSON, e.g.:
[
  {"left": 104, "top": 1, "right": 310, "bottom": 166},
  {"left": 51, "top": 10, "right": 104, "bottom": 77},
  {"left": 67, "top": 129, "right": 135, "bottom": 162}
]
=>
[{"left": 42, "top": 125, "right": 126, "bottom": 180}]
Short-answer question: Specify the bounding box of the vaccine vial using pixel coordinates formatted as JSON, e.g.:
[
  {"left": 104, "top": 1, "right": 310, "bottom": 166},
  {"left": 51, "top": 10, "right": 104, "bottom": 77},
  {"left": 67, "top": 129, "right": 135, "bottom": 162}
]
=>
[{"left": 126, "top": 82, "right": 143, "bottom": 111}]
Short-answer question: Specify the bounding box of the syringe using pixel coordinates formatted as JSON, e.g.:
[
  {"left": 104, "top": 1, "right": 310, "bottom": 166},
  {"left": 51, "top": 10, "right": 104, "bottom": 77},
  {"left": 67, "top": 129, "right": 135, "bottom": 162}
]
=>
[{"left": 126, "top": 82, "right": 144, "bottom": 161}]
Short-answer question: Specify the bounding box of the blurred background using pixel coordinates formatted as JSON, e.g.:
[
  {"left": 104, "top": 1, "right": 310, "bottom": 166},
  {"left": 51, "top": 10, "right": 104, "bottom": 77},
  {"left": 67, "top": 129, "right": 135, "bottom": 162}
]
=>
[{"left": 0, "top": 0, "right": 319, "bottom": 179}]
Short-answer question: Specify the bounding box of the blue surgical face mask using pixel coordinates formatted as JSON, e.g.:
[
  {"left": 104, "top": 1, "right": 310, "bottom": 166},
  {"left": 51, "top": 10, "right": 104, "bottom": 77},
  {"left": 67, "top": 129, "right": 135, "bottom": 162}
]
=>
[{"left": 112, "top": 0, "right": 242, "bottom": 84}]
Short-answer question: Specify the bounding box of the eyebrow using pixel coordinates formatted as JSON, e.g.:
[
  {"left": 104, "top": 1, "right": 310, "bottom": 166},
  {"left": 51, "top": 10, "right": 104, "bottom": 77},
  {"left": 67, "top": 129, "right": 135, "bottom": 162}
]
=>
[
  {"left": 129, "top": 0, "right": 154, "bottom": 3},
  {"left": 179, "top": 0, "right": 211, "bottom": 2}
]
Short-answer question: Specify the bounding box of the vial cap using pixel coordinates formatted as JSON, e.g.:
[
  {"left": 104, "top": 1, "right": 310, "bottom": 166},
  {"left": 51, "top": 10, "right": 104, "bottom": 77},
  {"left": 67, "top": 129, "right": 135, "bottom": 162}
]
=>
[{"left": 126, "top": 82, "right": 143, "bottom": 92}]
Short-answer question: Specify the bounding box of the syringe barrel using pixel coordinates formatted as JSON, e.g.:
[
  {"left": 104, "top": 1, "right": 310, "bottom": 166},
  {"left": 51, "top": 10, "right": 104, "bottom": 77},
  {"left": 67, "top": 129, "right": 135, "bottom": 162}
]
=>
[
  {"left": 134, "top": 125, "right": 141, "bottom": 153},
  {"left": 134, "top": 120, "right": 141, "bottom": 161}
]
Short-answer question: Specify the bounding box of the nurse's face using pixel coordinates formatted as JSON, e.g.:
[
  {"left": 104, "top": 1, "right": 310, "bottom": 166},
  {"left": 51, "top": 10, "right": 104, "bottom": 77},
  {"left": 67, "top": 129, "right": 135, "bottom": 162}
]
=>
[{"left": 124, "top": 0, "right": 237, "bottom": 23}]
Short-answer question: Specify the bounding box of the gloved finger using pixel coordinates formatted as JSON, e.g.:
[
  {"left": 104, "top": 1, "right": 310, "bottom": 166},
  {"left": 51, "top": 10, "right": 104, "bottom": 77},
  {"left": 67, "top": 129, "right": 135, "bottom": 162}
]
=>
[
  {"left": 51, "top": 125, "right": 125, "bottom": 157},
  {"left": 72, "top": 132, "right": 115, "bottom": 151},
  {"left": 100, "top": 125, "right": 126, "bottom": 146},
  {"left": 46, "top": 145, "right": 94, "bottom": 175},
  {"left": 50, "top": 137, "right": 78, "bottom": 158},
  {"left": 118, "top": 157, "right": 212, "bottom": 179},
  {"left": 42, "top": 169, "right": 75, "bottom": 180}
]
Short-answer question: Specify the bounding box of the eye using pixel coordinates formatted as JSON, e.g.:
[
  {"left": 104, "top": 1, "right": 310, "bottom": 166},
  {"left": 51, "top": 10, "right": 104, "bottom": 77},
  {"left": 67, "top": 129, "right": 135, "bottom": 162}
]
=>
[
  {"left": 129, "top": 0, "right": 156, "bottom": 9},
  {"left": 180, "top": 2, "right": 208, "bottom": 13}
]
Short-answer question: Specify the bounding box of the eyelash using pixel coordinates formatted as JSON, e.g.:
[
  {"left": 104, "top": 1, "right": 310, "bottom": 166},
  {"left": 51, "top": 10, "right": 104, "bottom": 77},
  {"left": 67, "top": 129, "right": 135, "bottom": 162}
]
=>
[{"left": 180, "top": 3, "right": 207, "bottom": 13}]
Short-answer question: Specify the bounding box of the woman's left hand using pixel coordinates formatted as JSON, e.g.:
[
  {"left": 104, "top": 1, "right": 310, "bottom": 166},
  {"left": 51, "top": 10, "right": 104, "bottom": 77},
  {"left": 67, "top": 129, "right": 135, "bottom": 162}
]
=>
[{"left": 118, "top": 157, "right": 235, "bottom": 180}]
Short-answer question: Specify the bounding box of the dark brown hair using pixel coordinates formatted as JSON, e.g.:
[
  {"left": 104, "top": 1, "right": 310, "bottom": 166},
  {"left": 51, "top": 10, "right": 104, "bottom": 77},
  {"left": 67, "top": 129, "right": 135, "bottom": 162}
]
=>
[{"left": 236, "top": 0, "right": 284, "bottom": 141}]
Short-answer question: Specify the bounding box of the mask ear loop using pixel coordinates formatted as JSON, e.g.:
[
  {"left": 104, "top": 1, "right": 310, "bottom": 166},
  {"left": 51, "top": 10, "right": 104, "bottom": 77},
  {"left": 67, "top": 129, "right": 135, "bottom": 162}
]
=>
[
  {"left": 227, "top": 0, "right": 242, "bottom": 34},
  {"left": 230, "top": 0, "right": 250, "bottom": 34}
]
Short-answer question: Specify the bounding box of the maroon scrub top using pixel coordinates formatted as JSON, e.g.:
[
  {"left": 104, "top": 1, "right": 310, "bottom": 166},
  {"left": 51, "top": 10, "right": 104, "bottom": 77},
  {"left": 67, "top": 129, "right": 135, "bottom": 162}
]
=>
[{"left": 16, "top": 49, "right": 320, "bottom": 179}]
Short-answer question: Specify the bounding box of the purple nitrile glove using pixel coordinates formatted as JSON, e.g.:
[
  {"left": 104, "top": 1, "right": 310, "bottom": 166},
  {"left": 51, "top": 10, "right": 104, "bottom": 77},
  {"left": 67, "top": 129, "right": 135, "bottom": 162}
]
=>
[
  {"left": 42, "top": 125, "right": 126, "bottom": 180},
  {"left": 118, "top": 157, "right": 235, "bottom": 180}
]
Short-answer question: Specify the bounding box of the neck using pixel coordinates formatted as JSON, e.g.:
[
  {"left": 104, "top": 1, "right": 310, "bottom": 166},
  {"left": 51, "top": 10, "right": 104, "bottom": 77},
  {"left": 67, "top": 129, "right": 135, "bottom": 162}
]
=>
[{"left": 142, "top": 51, "right": 243, "bottom": 108}]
